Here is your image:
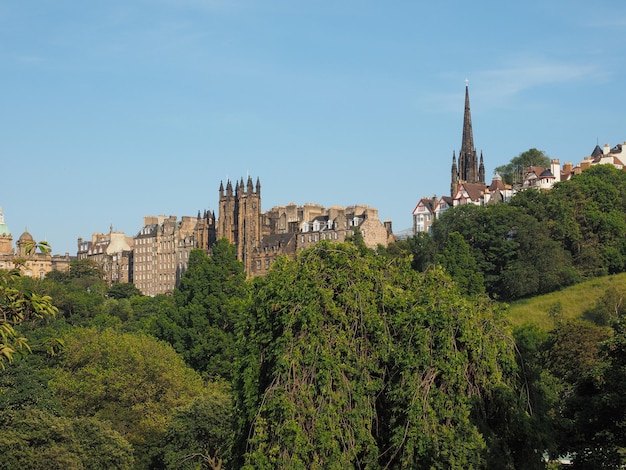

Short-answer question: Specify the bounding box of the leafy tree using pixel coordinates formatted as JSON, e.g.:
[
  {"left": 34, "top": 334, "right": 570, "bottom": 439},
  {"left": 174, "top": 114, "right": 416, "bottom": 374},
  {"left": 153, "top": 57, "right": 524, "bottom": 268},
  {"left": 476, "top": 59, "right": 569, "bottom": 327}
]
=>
[
  {"left": 152, "top": 241, "right": 247, "bottom": 379},
  {"left": 0, "top": 408, "right": 135, "bottom": 470},
  {"left": 583, "top": 286, "right": 626, "bottom": 326},
  {"left": 50, "top": 327, "right": 206, "bottom": 468},
  {"left": 160, "top": 382, "right": 235, "bottom": 470},
  {"left": 0, "top": 258, "right": 58, "bottom": 367},
  {"left": 435, "top": 231, "right": 485, "bottom": 296},
  {"left": 550, "top": 315, "right": 626, "bottom": 468},
  {"left": 107, "top": 282, "right": 142, "bottom": 300},
  {"left": 406, "top": 232, "right": 437, "bottom": 272},
  {"left": 494, "top": 148, "right": 551, "bottom": 185},
  {"left": 234, "top": 240, "right": 523, "bottom": 469}
]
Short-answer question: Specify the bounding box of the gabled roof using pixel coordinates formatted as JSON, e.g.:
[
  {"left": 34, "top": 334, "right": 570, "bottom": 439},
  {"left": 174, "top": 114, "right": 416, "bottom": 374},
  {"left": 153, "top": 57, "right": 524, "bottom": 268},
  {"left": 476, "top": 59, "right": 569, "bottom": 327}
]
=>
[
  {"left": 412, "top": 197, "right": 437, "bottom": 215},
  {"left": 455, "top": 182, "right": 487, "bottom": 201}
]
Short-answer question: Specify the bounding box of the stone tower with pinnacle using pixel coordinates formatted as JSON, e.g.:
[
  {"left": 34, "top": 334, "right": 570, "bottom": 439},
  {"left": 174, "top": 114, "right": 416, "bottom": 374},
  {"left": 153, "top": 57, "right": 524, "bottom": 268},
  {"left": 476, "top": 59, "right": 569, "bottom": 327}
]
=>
[{"left": 451, "top": 82, "right": 485, "bottom": 196}]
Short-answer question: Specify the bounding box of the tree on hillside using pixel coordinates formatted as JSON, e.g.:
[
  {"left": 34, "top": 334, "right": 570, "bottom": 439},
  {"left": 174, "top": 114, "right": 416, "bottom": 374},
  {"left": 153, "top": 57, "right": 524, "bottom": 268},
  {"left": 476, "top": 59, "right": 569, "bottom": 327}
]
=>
[
  {"left": 435, "top": 231, "right": 485, "bottom": 296},
  {"left": 234, "top": 240, "right": 532, "bottom": 469},
  {"left": 547, "top": 165, "right": 626, "bottom": 277},
  {"left": 494, "top": 148, "right": 551, "bottom": 185}
]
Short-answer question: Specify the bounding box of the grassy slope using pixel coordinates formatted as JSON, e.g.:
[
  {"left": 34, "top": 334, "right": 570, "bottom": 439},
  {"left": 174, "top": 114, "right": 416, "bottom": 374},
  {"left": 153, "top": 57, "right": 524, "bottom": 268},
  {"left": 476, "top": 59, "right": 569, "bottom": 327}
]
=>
[{"left": 504, "top": 272, "right": 626, "bottom": 330}]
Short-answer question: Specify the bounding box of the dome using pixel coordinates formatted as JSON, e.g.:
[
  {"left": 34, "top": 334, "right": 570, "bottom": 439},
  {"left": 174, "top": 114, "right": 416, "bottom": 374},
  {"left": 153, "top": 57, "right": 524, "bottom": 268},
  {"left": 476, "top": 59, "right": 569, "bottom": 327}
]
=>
[{"left": 19, "top": 230, "right": 34, "bottom": 242}]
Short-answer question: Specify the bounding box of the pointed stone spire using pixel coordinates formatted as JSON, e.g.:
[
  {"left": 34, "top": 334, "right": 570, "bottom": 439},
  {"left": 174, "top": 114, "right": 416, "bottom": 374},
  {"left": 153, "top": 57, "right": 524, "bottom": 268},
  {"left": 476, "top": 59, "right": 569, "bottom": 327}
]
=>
[
  {"left": 460, "top": 82, "right": 475, "bottom": 161},
  {"left": 456, "top": 81, "right": 480, "bottom": 185},
  {"left": 479, "top": 151, "right": 485, "bottom": 184},
  {"left": 451, "top": 151, "right": 458, "bottom": 196},
  {"left": 256, "top": 177, "right": 261, "bottom": 195}
]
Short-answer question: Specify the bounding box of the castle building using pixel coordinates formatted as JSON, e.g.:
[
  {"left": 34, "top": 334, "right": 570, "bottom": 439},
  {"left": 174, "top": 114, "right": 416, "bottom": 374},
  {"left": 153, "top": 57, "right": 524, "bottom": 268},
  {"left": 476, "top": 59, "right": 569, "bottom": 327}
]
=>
[
  {"left": 451, "top": 83, "right": 485, "bottom": 196},
  {"left": 0, "top": 207, "right": 72, "bottom": 277},
  {"left": 217, "top": 176, "right": 394, "bottom": 276}
]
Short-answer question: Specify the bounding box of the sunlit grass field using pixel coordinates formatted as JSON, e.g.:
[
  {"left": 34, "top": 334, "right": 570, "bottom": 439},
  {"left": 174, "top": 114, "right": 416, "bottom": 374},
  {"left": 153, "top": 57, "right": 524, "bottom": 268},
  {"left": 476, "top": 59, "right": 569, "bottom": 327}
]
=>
[{"left": 503, "top": 272, "right": 626, "bottom": 330}]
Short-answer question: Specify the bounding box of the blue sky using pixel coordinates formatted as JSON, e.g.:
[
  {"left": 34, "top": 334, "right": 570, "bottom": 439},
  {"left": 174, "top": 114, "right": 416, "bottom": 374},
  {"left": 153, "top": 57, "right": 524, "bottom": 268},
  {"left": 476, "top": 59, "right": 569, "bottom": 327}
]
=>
[{"left": 1, "top": 0, "right": 625, "bottom": 254}]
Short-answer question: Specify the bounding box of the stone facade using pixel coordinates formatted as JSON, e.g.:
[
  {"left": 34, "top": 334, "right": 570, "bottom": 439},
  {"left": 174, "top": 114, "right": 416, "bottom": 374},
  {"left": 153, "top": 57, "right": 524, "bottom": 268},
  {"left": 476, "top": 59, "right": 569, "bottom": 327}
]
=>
[
  {"left": 132, "top": 214, "right": 210, "bottom": 296},
  {"left": 217, "top": 177, "right": 394, "bottom": 276},
  {"left": 451, "top": 83, "right": 485, "bottom": 196},
  {"left": 77, "top": 228, "right": 134, "bottom": 285},
  {"left": 0, "top": 207, "right": 72, "bottom": 277}
]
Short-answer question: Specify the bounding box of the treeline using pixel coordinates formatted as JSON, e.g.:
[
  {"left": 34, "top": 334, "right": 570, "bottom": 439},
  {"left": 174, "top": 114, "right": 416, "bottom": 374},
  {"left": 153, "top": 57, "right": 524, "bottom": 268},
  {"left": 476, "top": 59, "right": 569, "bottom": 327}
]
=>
[
  {"left": 2, "top": 165, "right": 626, "bottom": 468},
  {"left": 407, "top": 164, "right": 626, "bottom": 300}
]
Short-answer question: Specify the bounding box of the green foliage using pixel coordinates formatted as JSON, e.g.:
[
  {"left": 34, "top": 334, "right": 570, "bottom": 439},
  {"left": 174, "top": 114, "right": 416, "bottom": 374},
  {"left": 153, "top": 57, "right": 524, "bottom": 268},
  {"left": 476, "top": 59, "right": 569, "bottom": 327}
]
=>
[
  {"left": 152, "top": 241, "right": 247, "bottom": 379},
  {"left": 0, "top": 408, "right": 134, "bottom": 470},
  {"left": 0, "top": 268, "right": 58, "bottom": 367},
  {"left": 107, "top": 282, "right": 142, "bottom": 300},
  {"left": 549, "top": 314, "right": 626, "bottom": 468},
  {"left": 407, "top": 232, "right": 437, "bottom": 272},
  {"left": 435, "top": 231, "right": 485, "bottom": 295},
  {"left": 49, "top": 327, "right": 206, "bottom": 468},
  {"left": 583, "top": 286, "right": 626, "bottom": 326},
  {"left": 235, "top": 240, "right": 522, "bottom": 469},
  {"left": 494, "top": 148, "right": 551, "bottom": 185},
  {"left": 160, "top": 382, "right": 235, "bottom": 470}
]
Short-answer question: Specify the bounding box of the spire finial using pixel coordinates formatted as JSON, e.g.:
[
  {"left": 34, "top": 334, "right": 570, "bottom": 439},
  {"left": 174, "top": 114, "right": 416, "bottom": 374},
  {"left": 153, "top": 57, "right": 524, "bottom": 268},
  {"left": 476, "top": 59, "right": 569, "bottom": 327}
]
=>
[{"left": 465, "top": 78, "right": 469, "bottom": 87}]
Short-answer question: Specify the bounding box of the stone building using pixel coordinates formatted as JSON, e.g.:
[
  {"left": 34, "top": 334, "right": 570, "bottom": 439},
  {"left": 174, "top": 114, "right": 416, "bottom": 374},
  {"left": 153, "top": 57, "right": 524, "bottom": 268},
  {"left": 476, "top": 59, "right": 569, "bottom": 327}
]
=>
[
  {"left": 216, "top": 176, "right": 394, "bottom": 276},
  {"left": 77, "top": 227, "right": 134, "bottom": 285},
  {"left": 451, "top": 83, "right": 485, "bottom": 196},
  {"left": 132, "top": 214, "right": 212, "bottom": 296},
  {"left": 0, "top": 206, "right": 72, "bottom": 277}
]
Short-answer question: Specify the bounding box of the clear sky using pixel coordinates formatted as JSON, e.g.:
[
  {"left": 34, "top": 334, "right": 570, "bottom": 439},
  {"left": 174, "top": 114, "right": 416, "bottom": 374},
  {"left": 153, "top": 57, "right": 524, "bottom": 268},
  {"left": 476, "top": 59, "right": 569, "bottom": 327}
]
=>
[{"left": 1, "top": 0, "right": 624, "bottom": 255}]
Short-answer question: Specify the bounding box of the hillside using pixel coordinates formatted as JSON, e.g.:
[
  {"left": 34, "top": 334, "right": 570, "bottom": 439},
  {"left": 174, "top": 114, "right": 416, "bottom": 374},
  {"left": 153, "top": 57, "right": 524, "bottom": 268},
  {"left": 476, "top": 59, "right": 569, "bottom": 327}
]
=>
[{"left": 505, "top": 272, "right": 626, "bottom": 330}]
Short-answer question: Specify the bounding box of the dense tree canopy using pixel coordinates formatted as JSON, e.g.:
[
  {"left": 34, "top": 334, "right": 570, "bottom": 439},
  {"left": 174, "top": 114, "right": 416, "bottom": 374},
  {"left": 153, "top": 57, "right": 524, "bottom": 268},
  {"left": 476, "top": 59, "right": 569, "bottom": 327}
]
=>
[
  {"left": 49, "top": 327, "right": 207, "bottom": 468},
  {"left": 151, "top": 240, "right": 247, "bottom": 379},
  {"left": 234, "top": 240, "right": 529, "bottom": 469}
]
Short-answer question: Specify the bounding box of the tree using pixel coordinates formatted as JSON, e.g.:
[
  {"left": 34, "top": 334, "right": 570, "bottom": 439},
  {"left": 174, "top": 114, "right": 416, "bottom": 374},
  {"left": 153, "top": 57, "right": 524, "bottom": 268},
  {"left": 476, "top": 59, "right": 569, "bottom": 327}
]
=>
[
  {"left": 152, "top": 240, "right": 247, "bottom": 379},
  {"left": 435, "top": 231, "right": 485, "bottom": 296},
  {"left": 234, "top": 240, "right": 523, "bottom": 468},
  {"left": 0, "top": 242, "right": 59, "bottom": 367},
  {"left": 549, "top": 316, "right": 626, "bottom": 468},
  {"left": 0, "top": 408, "right": 135, "bottom": 470},
  {"left": 107, "top": 282, "right": 142, "bottom": 300},
  {"left": 49, "top": 327, "right": 206, "bottom": 468},
  {"left": 160, "top": 382, "right": 235, "bottom": 470},
  {"left": 494, "top": 148, "right": 551, "bottom": 186}
]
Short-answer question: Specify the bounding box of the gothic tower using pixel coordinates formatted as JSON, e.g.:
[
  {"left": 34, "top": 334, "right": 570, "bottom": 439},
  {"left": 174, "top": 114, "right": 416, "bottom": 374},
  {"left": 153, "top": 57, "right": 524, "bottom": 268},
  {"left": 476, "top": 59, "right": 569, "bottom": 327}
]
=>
[
  {"left": 451, "top": 83, "right": 485, "bottom": 196},
  {"left": 195, "top": 209, "right": 216, "bottom": 251},
  {"left": 217, "top": 176, "right": 261, "bottom": 273}
]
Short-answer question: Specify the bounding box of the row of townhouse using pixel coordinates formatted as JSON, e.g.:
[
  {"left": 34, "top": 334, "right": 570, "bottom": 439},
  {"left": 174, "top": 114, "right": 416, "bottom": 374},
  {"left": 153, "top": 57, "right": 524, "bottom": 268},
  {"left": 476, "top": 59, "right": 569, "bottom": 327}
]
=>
[{"left": 413, "top": 142, "right": 626, "bottom": 235}]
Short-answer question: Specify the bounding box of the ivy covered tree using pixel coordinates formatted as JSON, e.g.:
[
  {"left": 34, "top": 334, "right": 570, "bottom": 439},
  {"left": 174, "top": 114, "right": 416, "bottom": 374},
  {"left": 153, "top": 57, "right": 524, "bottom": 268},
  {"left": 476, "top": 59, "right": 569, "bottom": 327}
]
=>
[{"left": 234, "top": 240, "right": 534, "bottom": 468}]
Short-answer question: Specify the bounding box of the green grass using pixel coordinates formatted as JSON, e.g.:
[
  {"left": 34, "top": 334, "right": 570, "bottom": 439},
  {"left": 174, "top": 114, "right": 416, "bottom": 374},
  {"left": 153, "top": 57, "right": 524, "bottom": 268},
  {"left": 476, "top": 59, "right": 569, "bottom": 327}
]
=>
[{"left": 504, "top": 272, "right": 626, "bottom": 330}]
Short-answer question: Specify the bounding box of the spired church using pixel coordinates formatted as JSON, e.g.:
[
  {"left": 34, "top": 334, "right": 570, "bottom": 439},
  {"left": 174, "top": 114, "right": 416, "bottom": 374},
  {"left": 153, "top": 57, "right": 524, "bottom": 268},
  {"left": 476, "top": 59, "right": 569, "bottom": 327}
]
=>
[
  {"left": 450, "top": 82, "right": 486, "bottom": 196},
  {"left": 412, "top": 83, "right": 514, "bottom": 234}
]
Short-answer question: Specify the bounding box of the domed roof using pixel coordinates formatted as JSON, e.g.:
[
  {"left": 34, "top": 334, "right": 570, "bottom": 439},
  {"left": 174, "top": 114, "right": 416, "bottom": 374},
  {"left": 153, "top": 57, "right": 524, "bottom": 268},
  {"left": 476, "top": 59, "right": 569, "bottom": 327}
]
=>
[
  {"left": 19, "top": 230, "right": 34, "bottom": 242},
  {"left": 0, "top": 207, "right": 11, "bottom": 237}
]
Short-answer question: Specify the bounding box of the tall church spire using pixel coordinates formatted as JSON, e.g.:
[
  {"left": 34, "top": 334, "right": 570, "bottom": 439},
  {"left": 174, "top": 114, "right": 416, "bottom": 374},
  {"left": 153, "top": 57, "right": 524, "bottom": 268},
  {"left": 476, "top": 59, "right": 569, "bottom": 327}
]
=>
[
  {"left": 460, "top": 81, "right": 475, "bottom": 164},
  {"left": 451, "top": 81, "right": 483, "bottom": 195}
]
